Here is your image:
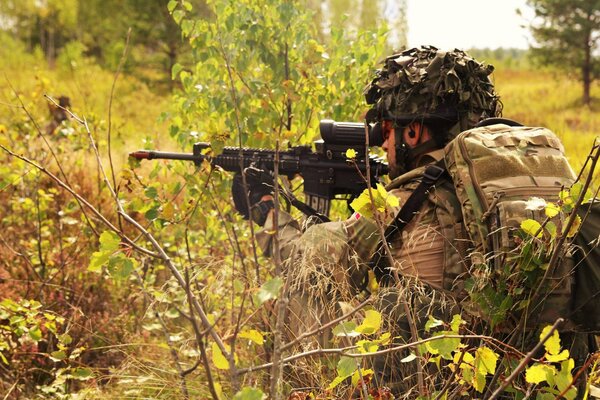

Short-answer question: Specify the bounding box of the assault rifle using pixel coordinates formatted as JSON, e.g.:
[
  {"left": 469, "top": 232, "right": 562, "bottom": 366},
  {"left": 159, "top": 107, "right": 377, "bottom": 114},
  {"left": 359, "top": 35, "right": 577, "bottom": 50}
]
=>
[{"left": 129, "top": 120, "right": 388, "bottom": 220}]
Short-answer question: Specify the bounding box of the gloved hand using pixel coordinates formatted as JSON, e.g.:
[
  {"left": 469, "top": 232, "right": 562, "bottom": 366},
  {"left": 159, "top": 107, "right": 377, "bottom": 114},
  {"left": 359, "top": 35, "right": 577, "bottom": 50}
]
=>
[{"left": 231, "top": 166, "right": 275, "bottom": 225}]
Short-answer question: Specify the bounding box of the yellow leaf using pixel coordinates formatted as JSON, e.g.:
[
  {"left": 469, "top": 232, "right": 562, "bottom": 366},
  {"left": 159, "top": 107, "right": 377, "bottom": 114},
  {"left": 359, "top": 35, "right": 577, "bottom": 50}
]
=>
[
  {"left": 454, "top": 350, "right": 474, "bottom": 368},
  {"left": 355, "top": 310, "right": 382, "bottom": 335},
  {"left": 525, "top": 363, "right": 555, "bottom": 384},
  {"left": 559, "top": 189, "right": 573, "bottom": 206},
  {"left": 211, "top": 343, "right": 229, "bottom": 370},
  {"left": 356, "top": 339, "right": 379, "bottom": 353},
  {"left": 545, "top": 202, "right": 560, "bottom": 218},
  {"left": 162, "top": 202, "right": 175, "bottom": 220},
  {"left": 345, "top": 148, "right": 357, "bottom": 159},
  {"left": 327, "top": 375, "right": 346, "bottom": 390},
  {"left": 367, "top": 270, "right": 379, "bottom": 293},
  {"left": 546, "top": 349, "right": 570, "bottom": 362},
  {"left": 351, "top": 368, "right": 373, "bottom": 387},
  {"left": 475, "top": 346, "right": 498, "bottom": 375},
  {"left": 521, "top": 219, "right": 543, "bottom": 238},
  {"left": 565, "top": 214, "right": 582, "bottom": 238},
  {"left": 540, "top": 325, "right": 561, "bottom": 355},
  {"left": 238, "top": 330, "right": 264, "bottom": 345}
]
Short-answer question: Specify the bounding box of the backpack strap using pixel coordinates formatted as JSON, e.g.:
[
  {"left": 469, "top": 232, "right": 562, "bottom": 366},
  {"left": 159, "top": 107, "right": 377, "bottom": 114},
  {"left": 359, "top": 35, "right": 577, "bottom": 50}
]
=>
[{"left": 369, "top": 159, "right": 447, "bottom": 285}]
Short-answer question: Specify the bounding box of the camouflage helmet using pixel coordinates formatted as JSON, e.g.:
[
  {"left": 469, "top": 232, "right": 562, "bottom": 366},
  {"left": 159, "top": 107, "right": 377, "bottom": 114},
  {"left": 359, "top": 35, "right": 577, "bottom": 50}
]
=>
[{"left": 364, "top": 46, "right": 502, "bottom": 134}]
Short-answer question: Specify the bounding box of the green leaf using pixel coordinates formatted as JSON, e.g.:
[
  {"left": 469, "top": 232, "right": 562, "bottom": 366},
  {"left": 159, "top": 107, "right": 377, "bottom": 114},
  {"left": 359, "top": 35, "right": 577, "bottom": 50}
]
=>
[
  {"left": 546, "top": 221, "right": 558, "bottom": 238},
  {"left": 525, "top": 363, "right": 555, "bottom": 384},
  {"left": 50, "top": 350, "right": 67, "bottom": 362},
  {"left": 238, "top": 330, "right": 264, "bottom": 345},
  {"left": 426, "top": 335, "right": 460, "bottom": 359},
  {"left": 569, "top": 182, "right": 583, "bottom": 203},
  {"left": 99, "top": 231, "right": 120, "bottom": 252},
  {"left": 88, "top": 251, "right": 109, "bottom": 273},
  {"left": 332, "top": 321, "right": 359, "bottom": 337},
  {"left": 29, "top": 325, "right": 42, "bottom": 341},
  {"left": 167, "top": 0, "right": 177, "bottom": 13},
  {"left": 71, "top": 367, "right": 93, "bottom": 380},
  {"left": 58, "top": 333, "right": 72, "bottom": 345},
  {"left": 337, "top": 356, "right": 357, "bottom": 378},
  {"left": 172, "top": 9, "right": 185, "bottom": 24},
  {"left": 145, "top": 206, "right": 160, "bottom": 221},
  {"left": 233, "top": 387, "right": 265, "bottom": 400},
  {"left": 172, "top": 63, "right": 184, "bottom": 80},
  {"left": 425, "top": 315, "right": 444, "bottom": 332},
  {"left": 256, "top": 277, "right": 283, "bottom": 304},
  {"left": 144, "top": 186, "right": 158, "bottom": 199},
  {"left": 450, "top": 315, "right": 465, "bottom": 333},
  {"left": 355, "top": 310, "right": 382, "bottom": 335},
  {"left": 108, "top": 254, "right": 136, "bottom": 279},
  {"left": 521, "top": 219, "right": 543, "bottom": 238},
  {"left": 211, "top": 343, "right": 229, "bottom": 370}
]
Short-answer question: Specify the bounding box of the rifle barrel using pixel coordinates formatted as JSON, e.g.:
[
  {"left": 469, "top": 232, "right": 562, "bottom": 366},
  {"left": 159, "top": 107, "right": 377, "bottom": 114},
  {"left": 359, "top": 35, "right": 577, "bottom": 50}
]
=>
[{"left": 129, "top": 150, "right": 202, "bottom": 162}]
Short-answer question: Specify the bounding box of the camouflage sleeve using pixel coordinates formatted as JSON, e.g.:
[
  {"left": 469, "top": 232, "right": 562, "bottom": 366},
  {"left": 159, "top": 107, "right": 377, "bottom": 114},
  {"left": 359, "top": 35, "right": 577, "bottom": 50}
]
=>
[
  {"left": 256, "top": 207, "right": 382, "bottom": 263},
  {"left": 342, "top": 213, "right": 381, "bottom": 263},
  {"left": 255, "top": 210, "right": 302, "bottom": 259}
]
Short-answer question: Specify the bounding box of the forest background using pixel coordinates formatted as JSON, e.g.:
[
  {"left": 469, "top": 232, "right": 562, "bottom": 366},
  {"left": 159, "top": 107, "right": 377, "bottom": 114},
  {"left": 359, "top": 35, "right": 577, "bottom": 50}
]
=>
[{"left": 0, "top": 0, "right": 598, "bottom": 399}]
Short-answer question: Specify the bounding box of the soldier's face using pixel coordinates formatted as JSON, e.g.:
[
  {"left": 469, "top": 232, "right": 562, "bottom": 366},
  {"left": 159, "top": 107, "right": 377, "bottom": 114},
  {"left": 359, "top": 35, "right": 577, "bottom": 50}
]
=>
[{"left": 381, "top": 121, "right": 431, "bottom": 178}]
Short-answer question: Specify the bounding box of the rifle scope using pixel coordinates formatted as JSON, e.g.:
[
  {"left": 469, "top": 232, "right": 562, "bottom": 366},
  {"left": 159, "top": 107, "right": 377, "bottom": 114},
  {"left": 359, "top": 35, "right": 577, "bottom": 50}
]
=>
[{"left": 319, "top": 120, "right": 384, "bottom": 147}]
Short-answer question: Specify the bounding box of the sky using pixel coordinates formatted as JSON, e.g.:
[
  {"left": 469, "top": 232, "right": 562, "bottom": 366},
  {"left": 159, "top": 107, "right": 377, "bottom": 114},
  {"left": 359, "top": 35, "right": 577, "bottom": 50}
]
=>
[{"left": 405, "top": 0, "right": 535, "bottom": 50}]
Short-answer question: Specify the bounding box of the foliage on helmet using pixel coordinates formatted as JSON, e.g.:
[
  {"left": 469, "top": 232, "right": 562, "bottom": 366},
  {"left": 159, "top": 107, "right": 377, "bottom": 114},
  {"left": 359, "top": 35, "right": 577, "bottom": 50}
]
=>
[{"left": 364, "top": 46, "right": 502, "bottom": 130}]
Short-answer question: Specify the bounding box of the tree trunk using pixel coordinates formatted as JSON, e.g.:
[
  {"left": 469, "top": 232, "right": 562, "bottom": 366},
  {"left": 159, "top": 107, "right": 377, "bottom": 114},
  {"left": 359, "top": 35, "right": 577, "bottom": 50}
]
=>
[{"left": 582, "top": 16, "right": 592, "bottom": 106}]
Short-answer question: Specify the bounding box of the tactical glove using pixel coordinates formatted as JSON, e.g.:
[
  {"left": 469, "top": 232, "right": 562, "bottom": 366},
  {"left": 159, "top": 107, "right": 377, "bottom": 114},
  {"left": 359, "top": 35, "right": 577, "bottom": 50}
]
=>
[{"left": 231, "top": 166, "right": 275, "bottom": 226}]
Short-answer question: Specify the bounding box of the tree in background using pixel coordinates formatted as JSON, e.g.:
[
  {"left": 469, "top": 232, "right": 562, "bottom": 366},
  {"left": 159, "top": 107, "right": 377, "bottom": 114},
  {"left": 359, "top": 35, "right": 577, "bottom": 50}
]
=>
[
  {"left": 320, "top": 0, "right": 407, "bottom": 50},
  {"left": 527, "top": 0, "right": 599, "bottom": 105},
  {"left": 0, "top": 0, "right": 78, "bottom": 66}
]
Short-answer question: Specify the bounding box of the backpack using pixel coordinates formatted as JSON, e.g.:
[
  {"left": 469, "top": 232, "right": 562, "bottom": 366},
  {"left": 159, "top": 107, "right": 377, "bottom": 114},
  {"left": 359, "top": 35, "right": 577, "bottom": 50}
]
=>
[{"left": 443, "top": 123, "right": 582, "bottom": 330}]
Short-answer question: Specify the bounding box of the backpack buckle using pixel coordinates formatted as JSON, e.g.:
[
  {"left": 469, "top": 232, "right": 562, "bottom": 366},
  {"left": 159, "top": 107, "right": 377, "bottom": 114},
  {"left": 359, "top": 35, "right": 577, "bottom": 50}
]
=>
[{"left": 423, "top": 164, "right": 446, "bottom": 183}]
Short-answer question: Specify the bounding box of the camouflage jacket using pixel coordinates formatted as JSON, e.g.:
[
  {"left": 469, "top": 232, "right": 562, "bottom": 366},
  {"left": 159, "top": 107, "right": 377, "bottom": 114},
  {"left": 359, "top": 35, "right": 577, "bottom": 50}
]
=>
[{"left": 257, "top": 149, "right": 468, "bottom": 296}]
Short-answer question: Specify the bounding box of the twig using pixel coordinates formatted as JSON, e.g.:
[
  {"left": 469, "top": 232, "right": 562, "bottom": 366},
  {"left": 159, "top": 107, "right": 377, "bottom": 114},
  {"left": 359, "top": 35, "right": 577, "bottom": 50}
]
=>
[
  {"left": 107, "top": 28, "right": 132, "bottom": 232},
  {"left": 488, "top": 318, "right": 564, "bottom": 400},
  {"left": 361, "top": 122, "right": 424, "bottom": 395},
  {"left": 6, "top": 79, "right": 99, "bottom": 237},
  {"left": 239, "top": 333, "right": 518, "bottom": 375},
  {"left": 134, "top": 271, "right": 190, "bottom": 399},
  {"left": 433, "top": 346, "right": 467, "bottom": 400},
  {"left": 185, "top": 268, "right": 220, "bottom": 400},
  {"left": 555, "top": 352, "right": 599, "bottom": 400},
  {"left": 0, "top": 145, "right": 156, "bottom": 257}
]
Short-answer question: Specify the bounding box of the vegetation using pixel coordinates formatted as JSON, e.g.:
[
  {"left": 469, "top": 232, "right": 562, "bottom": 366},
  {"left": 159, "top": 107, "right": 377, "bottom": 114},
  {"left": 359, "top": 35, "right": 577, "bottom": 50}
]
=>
[
  {"left": 526, "top": 0, "right": 600, "bottom": 106},
  {"left": 0, "top": 0, "right": 598, "bottom": 399}
]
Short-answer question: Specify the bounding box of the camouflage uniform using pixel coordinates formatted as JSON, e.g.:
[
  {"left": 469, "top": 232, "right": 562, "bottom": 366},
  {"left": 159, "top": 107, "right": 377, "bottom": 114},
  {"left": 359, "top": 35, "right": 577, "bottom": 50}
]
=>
[{"left": 257, "top": 149, "right": 468, "bottom": 392}]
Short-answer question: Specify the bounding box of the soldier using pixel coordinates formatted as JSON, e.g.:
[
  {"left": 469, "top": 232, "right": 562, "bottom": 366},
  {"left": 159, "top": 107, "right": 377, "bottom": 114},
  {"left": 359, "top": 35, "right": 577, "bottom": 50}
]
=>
[
  {"left": 232, "top": 46, "right": 502, "bottom": 392},
  {"left": 45, "top": 95, "right": 71, "bottom": 135},
  {"left": 231, "top": 46, "right": 589, "bottom": 395}
]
